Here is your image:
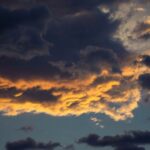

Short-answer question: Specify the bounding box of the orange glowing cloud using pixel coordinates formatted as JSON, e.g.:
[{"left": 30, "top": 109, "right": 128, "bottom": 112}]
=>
[{"left": 0, "top": 59, "right": 147, "bottom": 121}]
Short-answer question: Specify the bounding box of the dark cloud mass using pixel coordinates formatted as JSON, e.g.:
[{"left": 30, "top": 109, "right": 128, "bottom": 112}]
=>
[
  {"left": 45, "top": 11, "right": 119, "bottom": 59},
  {"left": 0, "top": 0, "right": 130, "bottom": 15},
  {"left": 115, "top": 145, "right": 145, "bottom": 150},
  {"left": 0, "top": 86, "right": 61, "bottom": 104},
  {"left": 6, "top": 137, "right": 61, "bottom": 150},
  {"left": 0, "top": 56, "right": 72, "bottom": 81},
  {"left": 141, "top": 55, "right": 150, "bottom": 67},
  {"left": 0, "top": 0, "right": 128, "bottom": 72},
  {"left": 0, "top": 5, "right": 49, "bottom": 31},
  {"left": 0, "top": 5, "right": 50, "bottom": 59},
  {"left": 139, "top": 74, "right": 150, "bottom": 89},
  {"left": 0, "top": 87, "right": 19, "bottom": 99},
  {"left": 78, "top": 130, "right": 150, "bottom": 150},
  {"left": 16, "top": 87, "right": 60, "bottom": 103},
  {"left": 0, "top": 0, "right": 128, "bottom": 61},
  {"left": 0, "top": 0, "right": 126, "bottom": 79}
]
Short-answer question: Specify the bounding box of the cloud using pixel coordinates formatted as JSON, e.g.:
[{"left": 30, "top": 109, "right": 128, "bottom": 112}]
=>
[
  {"left": 44, "top": 10, "right": 123, "bottom": 63},
  {"left": 19, "top": 126, "right": 33, "bottom": 133},
  {"left": 0, "top": 0, "right": 130, "bottom": 15},
  {"left": 0, "top": 64, "right": 141, "bottom": 121},
  {"left": 0, "top": 87, "right": 19, "bottom": 99},
  {"left": 15, "top": 87, "right": 60, "bottom": 103},
  {"left": 78, "top": 130, "right": 150, "bottom": 150},
  {"left": 115, "top": 145, "right": 145, "bottom": 150},
  {"left": 111, "top": 0, "right": 150, "bottom": 55},
  {"left": 6, "top": 137, "right": 61, "bottom": 150},
  {"left": 0, "top": 6, "right": 49, "bottom": 32},
  {"left": 139, "top": 74, "right": 150, "bottom": 89},
  {"left": 0, "top": 5, "right": 50, "bottom": 59},
  {"left": 141, "top": 55, "right": 150, "bottom": 67},
  {"left": 135, "top": 22, "right": 150, "bottom": 40},
  {"left": 63, "top": 144, "right": 75, "bottom": 150},
  {"left": 90, "top": 117, "right": 104, "bottom": 128},
  {"left": 0, "top": 56, "right": 71, "bottom": 81},
  {"left": 0, "top": 0, "right": 150, "bottom": 121}
]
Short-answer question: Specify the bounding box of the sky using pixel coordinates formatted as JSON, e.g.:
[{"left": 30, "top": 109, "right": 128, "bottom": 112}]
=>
[{"left": 0, "top": 0, "right": 150, "bottom": 150}]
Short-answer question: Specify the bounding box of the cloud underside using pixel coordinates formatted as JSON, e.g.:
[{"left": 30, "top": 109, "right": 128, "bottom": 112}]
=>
[{"left": 0, "top": 0, "right": 150, "bottom": 121}]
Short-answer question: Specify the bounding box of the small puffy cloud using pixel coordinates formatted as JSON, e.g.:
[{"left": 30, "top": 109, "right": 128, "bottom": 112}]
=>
[{"left": 90, "top": 117, "right": 104, "bottom": 128}]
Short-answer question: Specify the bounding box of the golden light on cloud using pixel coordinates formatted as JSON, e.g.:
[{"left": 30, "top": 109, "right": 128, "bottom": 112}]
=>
[
  {"left": 144, "top": 19, "right": 150, "bottom": 25},
  {"left": 0, "top": 59, "right": 147, "bottom": 121}
]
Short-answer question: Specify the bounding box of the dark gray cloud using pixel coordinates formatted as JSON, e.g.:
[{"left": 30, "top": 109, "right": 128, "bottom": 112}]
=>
[
  {"left": 0, "top": 1, "right": 127, "bottom": 81},
  {"left": 78, "top": 130, "right": 150, "bottom": 150},
  {"left": 139, "top": 74, "right": 150, "bottom": 90},
  {"left": 0, "top": 5, "right": 49, "bottom": 32},
  {"left": 0, "top": 87, "right": 19, "bottom": 99},
  {"left": 0, "top": 0, "right": 128, "bottom": 61},
  {"left": 16, "top": 87, "right": 60, "bottom": 103},
  {"left": 0, "top": 86, "right": 61, "bottom": 104},
  {"left": 0, "top": 0, "right": 129, "bottom": 76},
  {"left": 79, "top": 46, "right": 122, "bottom": 73},
  {"left": 141, "top": 55, "right": 150, "bottom": 67},
  {"left": 0, "top": 5, "right": 50, "bottom": 59},
  {"left": 44, "top": 10, "right": 127, "bottom": 63},
  {"left": 0, "top": 56, "right": 72, "bottom": 81},
  {"left": 91, "top": 75, "right": 119, "bottom": 87},
  {"left": 0, "top": 0, "right": 130, "bottom": 15},
  {"left": 115, "top": 145, "right": 145, "bottom": 150},
  {"left": 6, "top": 137, "right": 61, "bottom": 150}
]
